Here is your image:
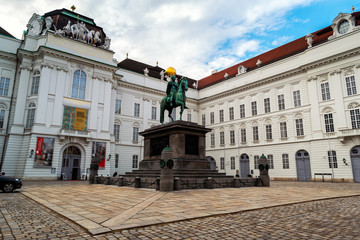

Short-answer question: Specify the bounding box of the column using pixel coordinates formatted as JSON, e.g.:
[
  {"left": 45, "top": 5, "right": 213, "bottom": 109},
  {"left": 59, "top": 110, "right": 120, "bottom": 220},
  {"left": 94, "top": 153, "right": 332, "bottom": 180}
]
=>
[
  {"left": 329, "top": 70, "right": 347, "bottom": 129},
  {"left": 36, "top": 63, "right": 53, "bottom": 125},
  {"left": 102, "top": 79, "right": 112, "bottom": 132},
  {"left": 52, "top": 67, "right": 68, "bottom": 126},
  {"left": 307, "top": 77, "right": 322, "bottom": 139}
]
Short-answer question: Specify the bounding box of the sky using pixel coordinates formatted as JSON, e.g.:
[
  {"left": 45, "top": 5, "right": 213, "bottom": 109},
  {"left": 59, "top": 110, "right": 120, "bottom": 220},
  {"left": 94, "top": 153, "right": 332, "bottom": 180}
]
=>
[{"left": 0, "top": 0, "right": 357, "bottom": 79}]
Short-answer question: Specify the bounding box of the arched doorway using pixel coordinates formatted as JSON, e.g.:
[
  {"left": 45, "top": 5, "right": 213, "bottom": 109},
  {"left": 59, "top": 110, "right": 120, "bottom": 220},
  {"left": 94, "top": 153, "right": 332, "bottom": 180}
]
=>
[
  {"left": 351, "top": 146, "right": 360, "bottom": 182},
  {"left": 296, "top": 150, "right": 311, "bottom": 181},
  {"left": 239, "top": 154, "right": 250, "bottom": 178},
  {"left": 61, "top": 146, "right": 81, "bottom": 180}
]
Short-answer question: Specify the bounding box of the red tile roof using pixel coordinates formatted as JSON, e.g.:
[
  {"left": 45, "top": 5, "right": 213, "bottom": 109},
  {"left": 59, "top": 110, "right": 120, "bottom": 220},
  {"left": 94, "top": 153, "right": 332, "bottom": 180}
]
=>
[{"left": 198, "top": 12, "right": 360, "bottom": 89}]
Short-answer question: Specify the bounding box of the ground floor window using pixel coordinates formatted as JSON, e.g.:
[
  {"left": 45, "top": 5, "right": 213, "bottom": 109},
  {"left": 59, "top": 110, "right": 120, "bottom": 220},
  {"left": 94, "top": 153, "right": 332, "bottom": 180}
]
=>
[
  {"left": 282, "top": 154, "right": 289, "bottom": 169},
  {"left": 254, "top": 155, "right": 259, "bottom": 169},
  {"left": 328, "top": 151, "right": 338, "bottom": 168},
  {"left": 267, "top": 154, "right": 274, "bottom": 169},
  {"left": 132, "top": 155, "right": 138, "bottom": 168},
  {"left": 231, "top": 157, "right": 235, "bottom": 169},
  {"left": 220, "top": 157, "right": 225, "bottom": 170}
]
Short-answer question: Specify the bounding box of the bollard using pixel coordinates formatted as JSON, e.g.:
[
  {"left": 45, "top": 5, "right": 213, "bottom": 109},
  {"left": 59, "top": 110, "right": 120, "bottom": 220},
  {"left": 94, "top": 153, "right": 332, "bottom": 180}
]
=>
[
  {"left": 118, "top": 176, "right": 124, "bottom": 186},
  {"left": 174, "top": 177, "right": 181, "bottom": 190},
  {"left": 134, "top": 177, "right": 141, "bottom": 188},
  {"left": 155, "top": 177, "right": 160, "bottom": 190},
  {"left": 205, "top": 177, "right": 213, "bottom": 189},
  {"left": 105, "top": 177, "right": 110, "bottom": 185},
  {"left": 234, "top": 178, "right": 240, "bottom": 188}
]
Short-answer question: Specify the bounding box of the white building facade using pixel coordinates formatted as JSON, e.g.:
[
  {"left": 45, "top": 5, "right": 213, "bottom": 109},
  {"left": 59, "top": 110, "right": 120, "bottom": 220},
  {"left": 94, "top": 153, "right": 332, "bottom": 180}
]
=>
[{"left": 0, "top": 9, "right": 359, "bottom": 182}]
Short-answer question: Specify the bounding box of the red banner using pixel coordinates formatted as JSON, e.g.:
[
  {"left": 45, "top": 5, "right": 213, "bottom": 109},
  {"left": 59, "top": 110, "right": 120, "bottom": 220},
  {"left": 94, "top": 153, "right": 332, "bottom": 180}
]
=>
[{"left": 36, "top": 137, "right": 44, "bottom": 156}]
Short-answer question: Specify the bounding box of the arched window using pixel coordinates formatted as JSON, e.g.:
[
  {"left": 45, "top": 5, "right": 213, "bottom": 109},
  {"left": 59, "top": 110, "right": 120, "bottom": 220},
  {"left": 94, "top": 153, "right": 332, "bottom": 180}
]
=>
[
  {"left": 71, "top": 70, "right": 86, "bottom": 99},
  {"left": 26, "top": 102, "right": 36, "bottom": 128},
  {"left": 31, "top": 70, "right": 40, "bottom": 95}
]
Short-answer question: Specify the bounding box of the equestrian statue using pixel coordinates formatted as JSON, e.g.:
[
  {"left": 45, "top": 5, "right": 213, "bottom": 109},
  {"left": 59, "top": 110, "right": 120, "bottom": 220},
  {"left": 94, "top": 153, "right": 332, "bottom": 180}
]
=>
[{"left": 160, "top": 67, "right": 188, "bottom": 124}]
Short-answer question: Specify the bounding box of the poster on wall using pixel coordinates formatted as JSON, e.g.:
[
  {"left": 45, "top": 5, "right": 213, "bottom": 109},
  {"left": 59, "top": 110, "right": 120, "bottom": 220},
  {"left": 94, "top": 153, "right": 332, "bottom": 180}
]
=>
[
  {"left": 92, "top": 142, "right": 106, "bottom": 169},
  {"left": 34, "top": 137, "right": 55, "bottom": 167},
  {"left": 62, "top": 106, "right": 88, "bottom": 131}
]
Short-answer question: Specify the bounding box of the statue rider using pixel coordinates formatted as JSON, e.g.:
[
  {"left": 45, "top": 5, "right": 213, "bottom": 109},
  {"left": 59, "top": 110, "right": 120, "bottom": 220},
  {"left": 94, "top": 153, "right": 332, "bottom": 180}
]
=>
[{"left": 165, "top": 67, "right": 178, "bottom": 107}]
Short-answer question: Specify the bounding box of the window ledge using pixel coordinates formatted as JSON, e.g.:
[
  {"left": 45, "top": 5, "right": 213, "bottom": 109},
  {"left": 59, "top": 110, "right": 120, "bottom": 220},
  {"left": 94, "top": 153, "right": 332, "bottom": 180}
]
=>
[
  {"left": 252, "top": 140, "right": 259, "bottom": 144},
  {"left": 296, "top": 135, "right": 305, "bottom": 139},
  {"left": 280, "top": 137, "right": 288, "bottom": 141},
  {"left": 265, "top": 139, "right": 273, "bottom": 142},
  {"left": 132, "top": 141, "right": 139, "bottom": 144}
]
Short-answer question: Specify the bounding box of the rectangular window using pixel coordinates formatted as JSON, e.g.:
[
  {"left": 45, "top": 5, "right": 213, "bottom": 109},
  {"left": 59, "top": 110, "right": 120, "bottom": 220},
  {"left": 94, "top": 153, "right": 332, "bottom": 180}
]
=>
[
  {"left": 324, "top": 113, "right": 334, "bottom": 132},
  {"left": 230, "top": 130, "right": 235, "bottom": 144},
  {"left": 211, "top": 133, "right": 215, "bottom": 146},
  {"left": 151, "top": 106, "right": 157, "bottom": 120},
  {"left": 296, "top": 119, "right": 304, "bottom": 136},
  {"left": 328, "top": 151, "right": 338, "bottom": 168},
  {"left": 253, "top": 126, "right": 259, "bottom": 141},
  {"left": 0, "top": 77, "right": 10, "bottom": 96},
  {"left": 321, "top": 82, "right": 331, "bottom": 101},
  {"left": 220, "top": 157, "right": 225, "bottom": 170},
  {"left": 241, "top": 128, "right": 246, "bottom": 143},
  {"left": 280, "top": 122, "right": 287, "bottom": 138},
  {"left": 187, "top": 113, "right": 191, "bottom": 122},
  {"left": 202, "top": 114, "right": 206, "bottom": 126},
  {"left": 266, "top": 124, "right": 272, "bottom": 140},
  {"left": 26, "top": 109, "right": 35, "bottom": 128},
  {"left": 293, "top": 90, "right": 301, "bottom": 107},
  {"left": 220, "top": 131, "right": 225, "bottom": 145},
  {"left": 278, "top": 94, "right": 285, "bottom": 110},
  {"left": 31, "top": 76, "right": 39, "bottom": 95},
  {"left": 0, "top": 110, "right": 5, "bottom": 129},
  {"left": 350, "top": 109, "right": 360, "bottom": 129},
  {"left": 254, "top": 155, "right": 259, "bottom": 169},
  {"left": 210, "top": 112, "right": 214, "bottom": 124},
  {"left": 134, "top": 103, "right": 140, "bottom": 117},
  {"left": 231, "top": 157, "right": 235, "bottom": 169},
  {"left": 282, "top": 154, "right": 289, "bottom": 169},
  {"left": 267, "top": 154, "right": 274, "bottom": 169},
  {"left": 264, "top": 98, "right": 270, "bottom": 113},
  {"left": 132, "top": 127, "right": 139, "bottom": 142},
  {"left": 115, "top": 100, "right": 121, "bottom": 114},
  {"left": 219, "top": 109, "right": 224, "bottom": 122},
  {"left": 229, "top": 107, "right": 234, "bottom": 120},
  {"left": 115, "top": 154, "right": 119, "bottom": 168},
  {"left": 114, "top": 124, "right": 120, "bottom": 140},
  {"left": 346, "top": 76, "right": 357, "bottom": 96},
  {"left": 240, "top": 104, "right": 245, "bottom": 118},
  {"left": 132, "top": 155, "right": 138, "bottom": 168},
  {"left": 251, "top": 101, "right": 257, "bottom": 116}
]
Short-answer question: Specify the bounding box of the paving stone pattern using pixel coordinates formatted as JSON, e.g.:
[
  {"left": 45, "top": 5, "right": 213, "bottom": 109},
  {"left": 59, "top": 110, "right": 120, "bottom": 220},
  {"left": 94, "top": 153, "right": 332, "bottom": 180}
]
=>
[{"left": 0, "top": 181, "right": 360, "bottom": 239}]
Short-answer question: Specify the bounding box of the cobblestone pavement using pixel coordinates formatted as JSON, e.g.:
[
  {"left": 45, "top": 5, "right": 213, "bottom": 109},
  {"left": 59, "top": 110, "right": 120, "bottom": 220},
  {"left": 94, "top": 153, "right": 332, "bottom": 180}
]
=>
[{"left": 1, "top": 181, "right": 360, "bottom": 239}]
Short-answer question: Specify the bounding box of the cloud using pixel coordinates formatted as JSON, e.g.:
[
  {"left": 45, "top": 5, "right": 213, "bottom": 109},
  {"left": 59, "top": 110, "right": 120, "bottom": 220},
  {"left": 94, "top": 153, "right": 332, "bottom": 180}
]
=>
[{"left": 271, "top": 36, "right": 293, "bottom": 46}]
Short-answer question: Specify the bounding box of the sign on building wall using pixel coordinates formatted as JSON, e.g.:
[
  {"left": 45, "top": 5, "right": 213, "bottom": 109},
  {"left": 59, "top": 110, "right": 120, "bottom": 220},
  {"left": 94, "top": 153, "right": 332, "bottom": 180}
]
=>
[
  {"left": 34, "top": 137, "right": 55, "bottom": 167},
  {"left": 62, "top": 106, "right": 88, "bottom": 131},
  {"left": 92, "top": 142, "right": 106, "bottom": 168}
]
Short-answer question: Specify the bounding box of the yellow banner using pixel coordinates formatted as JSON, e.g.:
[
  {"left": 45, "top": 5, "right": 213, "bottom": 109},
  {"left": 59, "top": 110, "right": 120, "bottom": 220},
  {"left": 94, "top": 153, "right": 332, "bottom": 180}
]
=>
[{"left": 74, "top": 108, "right": 87, "bottom": 131}]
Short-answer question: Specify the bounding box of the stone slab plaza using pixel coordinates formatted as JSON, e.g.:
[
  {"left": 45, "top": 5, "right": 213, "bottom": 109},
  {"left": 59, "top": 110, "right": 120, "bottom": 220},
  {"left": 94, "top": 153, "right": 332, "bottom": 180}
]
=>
[{"left": 1, "top": 180, "right": 360, "bottom": 239}]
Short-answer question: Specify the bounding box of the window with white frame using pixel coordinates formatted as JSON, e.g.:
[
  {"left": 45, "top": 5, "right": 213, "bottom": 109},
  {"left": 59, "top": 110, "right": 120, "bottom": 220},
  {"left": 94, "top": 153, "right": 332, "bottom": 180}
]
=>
[
  {"left": 132, "top": 155, "right": 138, "bottom": 168},
  {"left": 210, "top": 112, "right": 214, "bottom": 124},
  {"left": 264, "top": 98, "right": 270, "bottom": 113},
  {"left": 251, "top": 101, "right": 257, "bottom": 116},
  {"left": 30, "top": 70, "right": 40, "bottom": 95},
  {"left": 0, "top": 109, "right": 5, "bottom": 129},
  {"left": 115, "top": 99, "right": 121, "bottom": 114},
  {"left": 328, "top": 151, "right": 338, "bottom": 168},
  {"left": 202, "top": 114, "right": 206, "bottom": 126},
  {"left": 187, "top": 113, "right": 191, "bottom": 122},
  {"left": 230, "top": 130, "right": 235, "bottom": 144},
  {"left": 296, "top": 118, "right": 304, "bottom": 136},
  {"left": 71, "top": 70, "right": 86, "bottom": 99},
  {"left": 254, "top": 155, "right": 259, "bottom": 169},
  {"left": 265, "top": 124, "right": 272, "bottom": 140},
  {"left": 115, "top": 153, "right": 119, "bottom": 168},
  {"left": 324, "top": 113, "right": 334, "bottom": 132},
  {"left": 253, "top": 126, "right": 259, "bottom": 141},
  {"left": 151, "top": 106, "right": 157, "bottom": 120},
  {"left": 220, "top": 131, "right": 225, "bottom": 145},
  {"left": 132, "top": 127, "right": 139, "bottom": 142},
  {"left": 278, "top": 94, "right": 285, "bottom": 110},
  {"left": 134, "top": 103, "right": 140, "bottom": 117},
  {"left": 350, "top": 109, "right": 360, "bottom": 129},
  {"left": 293, "top": 90, "right": 301, "bottom": 107},
  {"left": 229, "top": 107, "right": 234, "bottom": 120},
  {"left": 321, "top": 82, "right": 331, "bottom": 101},
  {"left": 0, "top": 76, "right": 10, "bottom": 96},
  {"left": 220, "top": 157, "right": 225, "bottom": 170},
  {"left": 231, "top": 157, "right": 235, "bottom": 169},
  {"left": 241, "top": 128, "right": 246, "bottom": 143},
  {"left": 219, "top": 109, "right": 224, "bottom": 122},
  {"left": 240, "top": 104, "right": 245, "bottom": 118},
  {"left": 280, "top": 122, "right": 287, "bottom": 138},
  {"left": 345, "top": 76, "right": 357, "bottom": 96},
  {"left": 114, "top": 124, "right": 120, "bottom": 140},
  {"left": 282, "top": 154, "right": 289, "bottom": 169},
  {"left": 267, "top": 154, "right": 274, "bottom": 169},
  {"left": 26, "top": 102, "right": 36, "bottom": 128},
  {"left": 210, "top": 133, "right": 215, "bottom": 146}
]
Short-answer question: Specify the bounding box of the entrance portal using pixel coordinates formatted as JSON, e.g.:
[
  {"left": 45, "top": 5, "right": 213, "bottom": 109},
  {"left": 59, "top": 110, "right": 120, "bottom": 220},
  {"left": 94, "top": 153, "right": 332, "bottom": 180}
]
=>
[
  {"left": 351, "top": 146, "right": 360, "bottom": 182},
  {"left": 239, "top": 154, "right": 250, "bottom": 178},
  {"left": 61, "top": 146, "right": 81, "bottom": 180},
  {"left": 296, "top": 150, "right": 311, "bottom": 181}
]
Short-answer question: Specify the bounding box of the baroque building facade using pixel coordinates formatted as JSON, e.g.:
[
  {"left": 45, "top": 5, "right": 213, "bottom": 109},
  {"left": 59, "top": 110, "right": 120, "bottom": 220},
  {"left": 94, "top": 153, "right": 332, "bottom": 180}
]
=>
[{"left": 0, "top": 9, "right": 359, "bottom": 182}]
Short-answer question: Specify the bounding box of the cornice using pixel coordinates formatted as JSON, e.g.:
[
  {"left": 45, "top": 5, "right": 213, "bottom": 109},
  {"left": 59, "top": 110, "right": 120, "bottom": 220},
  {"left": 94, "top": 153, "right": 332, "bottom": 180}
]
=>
[{"left": 0, "top": 51, "right": 17, "bottom": 62}]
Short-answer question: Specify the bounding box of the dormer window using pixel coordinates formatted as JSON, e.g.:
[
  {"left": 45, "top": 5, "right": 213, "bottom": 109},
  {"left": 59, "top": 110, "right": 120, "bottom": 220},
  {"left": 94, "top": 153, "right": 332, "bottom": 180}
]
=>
[
  {"left": 328, "top": 13, "right": 358, "bottom": 40},
  {"left": 338, "top": 20, "right": 350, "bottom": 34}
]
